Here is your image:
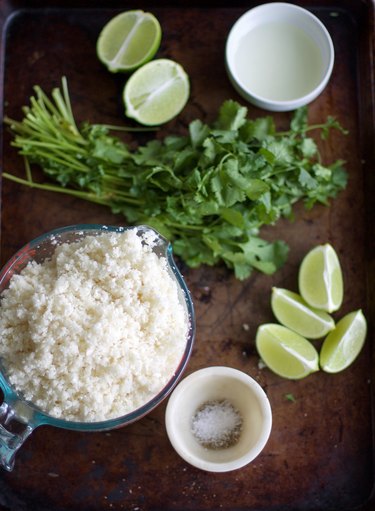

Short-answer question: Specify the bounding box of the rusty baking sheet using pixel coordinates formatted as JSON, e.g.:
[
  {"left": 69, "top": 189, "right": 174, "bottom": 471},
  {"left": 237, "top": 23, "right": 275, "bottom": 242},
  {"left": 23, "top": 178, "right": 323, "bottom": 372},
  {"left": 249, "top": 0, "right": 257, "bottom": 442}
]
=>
[{"left": 0, "top": 1, "right": 374, "bottom": 510}]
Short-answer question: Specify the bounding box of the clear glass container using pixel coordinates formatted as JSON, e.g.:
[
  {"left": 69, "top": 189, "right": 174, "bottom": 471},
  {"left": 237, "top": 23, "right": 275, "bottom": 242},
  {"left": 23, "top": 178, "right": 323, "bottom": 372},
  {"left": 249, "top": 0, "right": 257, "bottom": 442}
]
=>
[{"left": 0, "top": 224, "right": 195, "bottom": 471}]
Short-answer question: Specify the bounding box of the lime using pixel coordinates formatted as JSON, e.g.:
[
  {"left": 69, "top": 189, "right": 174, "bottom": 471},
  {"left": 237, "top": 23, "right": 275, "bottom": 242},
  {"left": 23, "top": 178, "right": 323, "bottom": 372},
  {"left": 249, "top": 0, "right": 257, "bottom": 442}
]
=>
[
  {"left": 298, "top": 244, "right": 343, "bottom": 313},
  {"left": 320, "top": 309, "right": 367, "bottom": 373},
  {"left": 123, "top": 59, "right": 190, "bottom": 125},
  {"left": 97, "top": 10, "right": 162, "bottom": 73},
  {"left": 271, "top": 287, "right": 335, "bottom": 339},
  {"left": 255, "top": 323, "right": 319, "bottom": 379}
]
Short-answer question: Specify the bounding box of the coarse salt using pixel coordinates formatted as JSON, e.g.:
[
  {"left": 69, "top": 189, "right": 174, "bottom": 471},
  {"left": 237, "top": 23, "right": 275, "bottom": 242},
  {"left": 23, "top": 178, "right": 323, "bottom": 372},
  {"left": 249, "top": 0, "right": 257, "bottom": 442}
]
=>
[{"left": 191, "top": 399, "right": 243, "bottom": 449}]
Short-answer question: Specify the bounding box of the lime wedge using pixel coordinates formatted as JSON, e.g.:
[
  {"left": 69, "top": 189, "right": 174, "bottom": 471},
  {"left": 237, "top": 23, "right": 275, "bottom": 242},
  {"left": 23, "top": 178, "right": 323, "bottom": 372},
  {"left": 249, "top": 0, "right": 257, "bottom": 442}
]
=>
[
  {"left": 97, "top": 10, "right": 162, "bottom": 73},
  {"left": 271, "top": 287, "right": 335, "bottom": 339},
  {"left": 320, "top": 309, "right": 367, "bottom": 373},
  {"left": 123, "top": 59, "right": 190, "bottom": 125},
  {"left": 255, "top": 323, "right": 319, "bottom": 380},
  {"left": 298, "top": 244, "right": 343, "bottom": 313}
]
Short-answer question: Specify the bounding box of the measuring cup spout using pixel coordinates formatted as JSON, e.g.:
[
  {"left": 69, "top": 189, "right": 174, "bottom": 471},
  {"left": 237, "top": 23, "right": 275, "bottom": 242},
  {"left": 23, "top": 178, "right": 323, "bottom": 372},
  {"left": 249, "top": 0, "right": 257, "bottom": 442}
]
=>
[{"left": 0, "top": 401, "right": 35, "bottom": 471}]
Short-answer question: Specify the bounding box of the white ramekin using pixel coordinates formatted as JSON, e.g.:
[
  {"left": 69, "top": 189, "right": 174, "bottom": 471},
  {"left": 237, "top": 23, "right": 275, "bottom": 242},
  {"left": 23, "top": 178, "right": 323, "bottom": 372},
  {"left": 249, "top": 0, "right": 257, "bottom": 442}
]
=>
[
  {"left": 165, "top": 366, "right": 272, "bottom": 472},
  {"left": 225, "top": 2, "right": 334, "bottom": 112}
]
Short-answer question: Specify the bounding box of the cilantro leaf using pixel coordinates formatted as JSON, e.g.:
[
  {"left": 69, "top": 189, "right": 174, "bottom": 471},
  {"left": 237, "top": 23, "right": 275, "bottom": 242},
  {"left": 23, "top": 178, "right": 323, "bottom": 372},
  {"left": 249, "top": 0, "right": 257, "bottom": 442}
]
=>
[{"left": 215, "top": 99, "right": 248, "bottom": 131}]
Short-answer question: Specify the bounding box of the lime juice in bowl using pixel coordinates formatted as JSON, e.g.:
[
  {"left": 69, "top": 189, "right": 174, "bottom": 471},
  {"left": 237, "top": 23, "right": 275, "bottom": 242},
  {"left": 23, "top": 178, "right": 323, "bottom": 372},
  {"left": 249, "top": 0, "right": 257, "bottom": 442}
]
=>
[
  {"left": 225, "top": 2, "right": 334, "bottom": 111},
  {"left": 234, "top": 22, "right": 324, "bottom": 102}
]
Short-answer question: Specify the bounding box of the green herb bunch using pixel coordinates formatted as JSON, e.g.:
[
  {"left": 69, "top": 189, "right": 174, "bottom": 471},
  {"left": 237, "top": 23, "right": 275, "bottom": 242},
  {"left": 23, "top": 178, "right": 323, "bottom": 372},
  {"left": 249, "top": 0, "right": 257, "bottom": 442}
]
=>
[{"left": 4, "top": 78, "right": 347, "bottom": 280}]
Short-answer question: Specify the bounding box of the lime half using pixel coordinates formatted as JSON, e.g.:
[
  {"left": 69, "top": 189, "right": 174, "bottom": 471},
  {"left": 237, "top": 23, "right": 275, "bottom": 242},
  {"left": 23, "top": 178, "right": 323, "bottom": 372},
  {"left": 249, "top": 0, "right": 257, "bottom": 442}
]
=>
[
  {"left": 255, "top": 323, "right": 319, "bottom": 380},
  {"left": 97, "top": 10, "right": 162, "bottom": 73},
  {"left": 298, "top": 244, "right": 344, "bottom": 313},
  {"left": 271, "top": 287, "right": 335, "bottom": 339},
  {"left": 320, "top": 309, "right": 367, "bottom": 373},
  {"left": 123, "top": 58, "right": 190, "bottom": 125}
]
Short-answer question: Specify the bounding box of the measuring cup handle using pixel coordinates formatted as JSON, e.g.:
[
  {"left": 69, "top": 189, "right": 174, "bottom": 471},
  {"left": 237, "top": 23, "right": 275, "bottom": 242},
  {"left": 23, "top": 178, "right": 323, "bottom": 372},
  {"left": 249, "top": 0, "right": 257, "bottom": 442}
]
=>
[{"left": 0, "top": 401, "right": 35, "bottom": 471}]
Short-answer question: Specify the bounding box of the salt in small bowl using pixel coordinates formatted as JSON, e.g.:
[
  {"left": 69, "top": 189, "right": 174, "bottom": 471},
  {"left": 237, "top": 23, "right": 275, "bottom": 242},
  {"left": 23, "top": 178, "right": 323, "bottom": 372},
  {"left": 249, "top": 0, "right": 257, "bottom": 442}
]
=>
[{"left": 165, "top": 366, "right": 272, "bottom": 472}]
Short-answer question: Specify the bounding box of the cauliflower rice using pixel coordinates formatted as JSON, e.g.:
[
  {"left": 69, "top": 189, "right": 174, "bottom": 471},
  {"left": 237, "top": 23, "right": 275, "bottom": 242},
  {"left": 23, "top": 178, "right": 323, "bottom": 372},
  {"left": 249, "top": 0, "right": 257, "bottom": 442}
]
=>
[{"left": 0, "top": 228, "right": 190, "bottom": 422}]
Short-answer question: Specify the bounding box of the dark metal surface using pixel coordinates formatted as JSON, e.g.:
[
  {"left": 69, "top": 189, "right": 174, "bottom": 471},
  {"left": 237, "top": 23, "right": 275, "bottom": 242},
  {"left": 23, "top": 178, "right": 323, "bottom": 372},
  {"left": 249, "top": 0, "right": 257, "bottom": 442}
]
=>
[{"left": 0, "top": 1, "right": 374, "bottom": 510}]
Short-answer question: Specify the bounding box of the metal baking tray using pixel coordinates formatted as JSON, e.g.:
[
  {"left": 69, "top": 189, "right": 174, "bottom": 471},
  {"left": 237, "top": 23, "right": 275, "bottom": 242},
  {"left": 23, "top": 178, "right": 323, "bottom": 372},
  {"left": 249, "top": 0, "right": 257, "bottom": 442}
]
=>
[{"left": 0, "top": 1, "right": 374, "bottom": 509}]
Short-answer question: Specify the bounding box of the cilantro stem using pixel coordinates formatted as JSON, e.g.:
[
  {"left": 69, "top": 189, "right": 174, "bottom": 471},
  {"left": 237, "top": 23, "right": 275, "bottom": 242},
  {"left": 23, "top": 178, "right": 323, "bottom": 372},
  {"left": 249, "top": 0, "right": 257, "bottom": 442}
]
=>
[
  {"left": 98, "top": 124, "right": 158, "bottom": 133},
  {"left": 3, "top": 172, "right": 142, "bottom": 206},
  {"left": 25, "top": 157, "right": 33, "bottom": 183},
  {"left": 167, "top": 221, "right": 205, "bottom": 231},
  {"left": 2, "top": 172, "right": 107, "bottom": 204},
  {"left": 276, "top": 121, "right": 348, "bottom": 138},
  {"left": 12, "top": 137, "right": 87, "bottom": 154}
]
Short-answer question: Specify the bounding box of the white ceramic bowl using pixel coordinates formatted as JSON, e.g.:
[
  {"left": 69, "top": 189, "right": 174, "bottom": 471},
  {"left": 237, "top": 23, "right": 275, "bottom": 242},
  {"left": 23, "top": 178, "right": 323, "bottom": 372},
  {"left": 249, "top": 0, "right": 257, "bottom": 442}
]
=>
[
  {"left": 165, "top": 366, "right": 272, "bottom": 472},
  {"left": 225, "top": 2, "right": 334, "bottom": 111}
]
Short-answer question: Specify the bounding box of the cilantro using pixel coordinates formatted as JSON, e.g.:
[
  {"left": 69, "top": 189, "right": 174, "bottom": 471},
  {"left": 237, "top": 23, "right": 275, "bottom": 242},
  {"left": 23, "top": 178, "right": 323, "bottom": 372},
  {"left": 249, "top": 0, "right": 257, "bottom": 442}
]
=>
[
  {"left": 285, "top": 393, "right": 296, "bottom": 403},
  {"left": 3, "top": 78, "right": 348, "bottom": 280}
]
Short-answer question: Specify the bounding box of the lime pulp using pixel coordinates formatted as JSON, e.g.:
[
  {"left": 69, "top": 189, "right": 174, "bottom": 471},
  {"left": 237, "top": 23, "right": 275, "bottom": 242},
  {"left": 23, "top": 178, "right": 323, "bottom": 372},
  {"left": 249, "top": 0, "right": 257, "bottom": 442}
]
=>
[
  {"left": 298, "top": 243, "right": 343, "bottom": 313},
  {"left": 320, "top": 309, "right": 367, "bottom": 373},
  {"left": 97, "top": 10, "right": 162, "bottom": 73},
  {"left": 123, "top": 58, "right": 190, "bottom": 125},
  {"left": 255, "top": 323, "right": 319, "bottom": 380},
  {"left": 271, "top": 287, "right": 335, "bottom": 339}
]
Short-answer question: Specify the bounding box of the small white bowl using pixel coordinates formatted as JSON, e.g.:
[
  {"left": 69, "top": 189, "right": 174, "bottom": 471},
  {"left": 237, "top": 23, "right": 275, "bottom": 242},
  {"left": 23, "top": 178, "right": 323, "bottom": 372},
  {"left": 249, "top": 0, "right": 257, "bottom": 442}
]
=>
[
  {"left": 225, "top": 2, "right": 334, "bottom": 111},
  {"left": 165, "top": 366, "right": 272, "bottom": 472}
]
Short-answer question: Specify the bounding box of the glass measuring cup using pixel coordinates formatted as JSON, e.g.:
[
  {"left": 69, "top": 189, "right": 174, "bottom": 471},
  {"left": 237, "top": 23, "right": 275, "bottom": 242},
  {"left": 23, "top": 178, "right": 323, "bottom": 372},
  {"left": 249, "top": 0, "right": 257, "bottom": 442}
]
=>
[{"left": 0, "top": 224, "right": 195, "bottom": 471}]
